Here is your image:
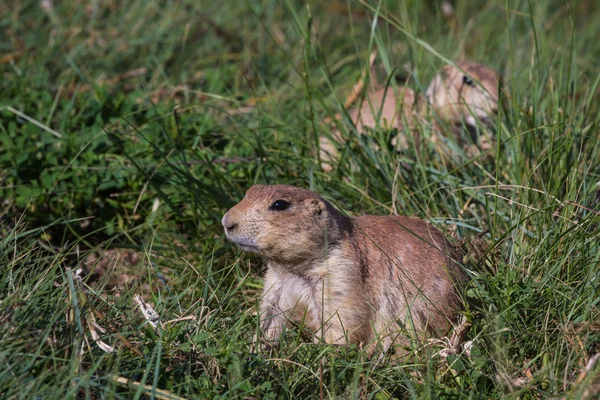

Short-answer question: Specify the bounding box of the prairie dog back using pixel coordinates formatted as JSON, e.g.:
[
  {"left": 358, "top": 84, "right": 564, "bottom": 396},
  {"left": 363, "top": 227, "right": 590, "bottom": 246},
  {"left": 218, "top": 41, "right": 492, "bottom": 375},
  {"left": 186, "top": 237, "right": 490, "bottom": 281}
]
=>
[{"left": 350, "top": 86, "right": 417, "bottom": 132}]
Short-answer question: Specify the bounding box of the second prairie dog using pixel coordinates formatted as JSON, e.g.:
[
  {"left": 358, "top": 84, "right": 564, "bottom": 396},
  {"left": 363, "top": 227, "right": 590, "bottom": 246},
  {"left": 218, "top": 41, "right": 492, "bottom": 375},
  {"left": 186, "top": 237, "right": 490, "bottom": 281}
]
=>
[
  {"left": 424, "top": 62, "right": 500, "bottom": 146},
  {"left": 320, "top": 61, "right": 500, "bottom": 168},
  {"left": 222, "top": 184, "right": 465, "bottom": 354}
]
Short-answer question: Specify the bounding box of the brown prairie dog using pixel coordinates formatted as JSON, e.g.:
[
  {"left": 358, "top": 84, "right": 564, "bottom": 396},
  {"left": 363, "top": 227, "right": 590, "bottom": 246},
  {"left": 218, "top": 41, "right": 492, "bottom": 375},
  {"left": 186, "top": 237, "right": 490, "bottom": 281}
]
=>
[
  {"left": 424, "top": 62, "right": 500, "bottom": 147},
  {"left": 222, "top": 184, "right": 465, "bottom": 354},
  {"left": 320, "top": 61, "right": 501, "bottom": 168}
]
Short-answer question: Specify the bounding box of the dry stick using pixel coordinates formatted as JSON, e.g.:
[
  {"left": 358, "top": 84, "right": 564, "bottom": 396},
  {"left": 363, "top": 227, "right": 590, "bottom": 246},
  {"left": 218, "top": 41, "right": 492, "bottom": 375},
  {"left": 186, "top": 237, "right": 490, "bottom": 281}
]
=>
[
  {"left": 0, "top": 106, "right": 62, "bottom": 138},
  {"left": 566, "top": 200, "right": 600, "bottom": 217},
  {"left": 87, "top": 313, "right": 115, "bottom": 353},
  {"left": 164, "top": 315, "right": 196, "bottom": 325},
  {"left": 575, "top": 353, "right": 600, "bottom": 384},
  {"left": 107, "top": 375, "right": 187, "bottom": 400},
  {"left": 133, "top": 295, "right": 162, "bottom": 330},
  {"left": 449, "top": 315, "right": 472, "bottom": 352},
  {"left": 90, "top": 308, "right": 145, "bottom": 357}
]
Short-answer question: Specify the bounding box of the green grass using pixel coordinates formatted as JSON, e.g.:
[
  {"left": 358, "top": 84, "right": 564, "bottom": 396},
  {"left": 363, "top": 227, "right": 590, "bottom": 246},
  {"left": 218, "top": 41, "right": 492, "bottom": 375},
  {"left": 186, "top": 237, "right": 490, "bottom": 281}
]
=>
[{"left": 1, "top": 0, "right": 600, "bottom": 398}]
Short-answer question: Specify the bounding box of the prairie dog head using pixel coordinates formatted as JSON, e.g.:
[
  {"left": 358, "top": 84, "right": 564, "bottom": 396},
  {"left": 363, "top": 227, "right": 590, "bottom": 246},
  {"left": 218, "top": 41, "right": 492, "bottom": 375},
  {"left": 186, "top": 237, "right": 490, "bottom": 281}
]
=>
[
  {"left": 425, "top": 62, "right": 500, "bottom": 129},
  {"left": 222, "top": 185, "right": 340, "bottom": 266}
]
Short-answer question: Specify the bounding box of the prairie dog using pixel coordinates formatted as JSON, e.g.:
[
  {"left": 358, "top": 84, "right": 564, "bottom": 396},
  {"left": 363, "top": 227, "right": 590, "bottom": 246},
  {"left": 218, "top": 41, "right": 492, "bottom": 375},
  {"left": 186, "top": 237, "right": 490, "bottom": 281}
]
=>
[
  {"left": 222, "top": 184, "right": 465, "bottom": 354},
  {"left": 424, "top": 61, "right": 500, "bottom": 146},
  {"left": 320, "top": 61, "right": 500, "bottom": 168}
]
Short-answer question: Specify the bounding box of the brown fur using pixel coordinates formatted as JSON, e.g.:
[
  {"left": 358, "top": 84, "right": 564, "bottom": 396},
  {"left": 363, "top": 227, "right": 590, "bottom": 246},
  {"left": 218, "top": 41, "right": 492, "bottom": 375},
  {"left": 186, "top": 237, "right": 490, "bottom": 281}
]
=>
[
  {"left": 319, "top": 86, "right": 416, "bottom": 168},
  {"left": 222, "top": 184, "right": 466, "bottom": 354},
  {"left": 320, "top": 61, "right": 501, "bottom": 169},
  {"left": 350, "top": 86, "right": 417, "bottom": 133}
]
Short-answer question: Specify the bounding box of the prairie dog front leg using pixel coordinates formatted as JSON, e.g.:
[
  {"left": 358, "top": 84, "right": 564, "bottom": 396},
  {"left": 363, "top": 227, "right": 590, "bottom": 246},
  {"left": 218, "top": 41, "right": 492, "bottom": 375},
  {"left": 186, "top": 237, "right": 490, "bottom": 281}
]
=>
[
  {"left": 259, "top": 294, "right": 287, "bottom": 342},
  {"left": 258, "top": 274, "right": 287, "bottom": 343}
]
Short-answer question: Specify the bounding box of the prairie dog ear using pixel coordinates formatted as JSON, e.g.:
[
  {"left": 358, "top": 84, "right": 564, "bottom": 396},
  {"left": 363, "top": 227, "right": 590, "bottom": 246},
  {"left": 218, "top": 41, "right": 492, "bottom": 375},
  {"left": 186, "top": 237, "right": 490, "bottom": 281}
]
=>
[{"left": 307, "top": 198, "right": 327, "bottom": 216}]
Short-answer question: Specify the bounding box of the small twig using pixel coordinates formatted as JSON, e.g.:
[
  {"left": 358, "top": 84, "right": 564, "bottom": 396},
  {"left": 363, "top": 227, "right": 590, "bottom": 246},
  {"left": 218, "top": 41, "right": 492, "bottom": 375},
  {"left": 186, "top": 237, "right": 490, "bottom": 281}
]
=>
[
  {"left": 586, "top": 353, "right": 600, "bottom": 372},
  {"left": 107, "top": 375, "right": 187, "bottom": 400},
  {"left": 450, "top": 315, "right": 472, "bottom": 352},
  {"left": 566, "top": 200, "right": 600, "bottom": 216},
  {"left": 164, "top": 315, "right": 196, "bottom": 325},
  {"left": 575, "top": 353, "right": 600, "bottom": 384},
  {"left": 0, "top": 106, "right": 62, "bottom": 138},
  {"left": 133, "top": 295, "right": 162, "bottom": 330},
  {"left": 87, "top": 311, "right": 115, "bottom": 353}
]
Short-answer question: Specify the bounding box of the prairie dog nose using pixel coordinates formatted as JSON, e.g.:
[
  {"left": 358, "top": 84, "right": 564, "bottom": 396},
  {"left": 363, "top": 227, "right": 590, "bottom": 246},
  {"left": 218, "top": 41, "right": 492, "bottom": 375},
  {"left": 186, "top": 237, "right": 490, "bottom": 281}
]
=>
[{"left": 222, "top": 213, "right": 237, "bottom": 231}]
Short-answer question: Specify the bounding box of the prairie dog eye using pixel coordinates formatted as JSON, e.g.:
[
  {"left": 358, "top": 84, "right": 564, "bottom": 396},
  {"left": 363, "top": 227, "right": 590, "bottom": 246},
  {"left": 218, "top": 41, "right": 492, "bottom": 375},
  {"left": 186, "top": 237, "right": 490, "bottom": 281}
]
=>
[
  {"left": 269, "top": 200, "right": 290, "bottom": 211},
  {"left": 463, "top": 75, "right": 475, "bottom": 86}
]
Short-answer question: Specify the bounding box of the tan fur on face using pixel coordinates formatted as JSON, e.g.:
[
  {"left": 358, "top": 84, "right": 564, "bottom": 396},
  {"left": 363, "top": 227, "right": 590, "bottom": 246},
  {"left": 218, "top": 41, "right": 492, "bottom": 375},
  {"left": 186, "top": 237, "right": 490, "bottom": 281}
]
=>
[
  {"left": 223, "top": 184, "right": 466, "bottom": 353},
  {"left": 424, "top": 61, "right": 500, "bottom": 142},
  {"left": 222, "top": 185, "right": 333, "bottom": 268}
]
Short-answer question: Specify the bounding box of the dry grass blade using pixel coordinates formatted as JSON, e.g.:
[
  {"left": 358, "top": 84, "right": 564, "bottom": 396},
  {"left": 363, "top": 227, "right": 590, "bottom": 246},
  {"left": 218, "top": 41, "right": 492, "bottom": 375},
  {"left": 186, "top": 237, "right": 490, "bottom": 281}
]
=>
[
  {"left": 107, "top": 375, "right": 188, "bottom": 400},
  {"left": 0, "top": 106, "right": 62, "bottom": 138},
  {"left": 133, "top": 295, "right": 162, "bottom": 330}
]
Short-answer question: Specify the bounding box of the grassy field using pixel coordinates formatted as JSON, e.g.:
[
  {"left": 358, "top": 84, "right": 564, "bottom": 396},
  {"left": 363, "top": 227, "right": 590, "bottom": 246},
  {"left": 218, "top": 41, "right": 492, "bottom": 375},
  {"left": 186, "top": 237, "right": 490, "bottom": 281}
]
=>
[{"left": 1, "top": 0, "right": 600, "bottom": 398}]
